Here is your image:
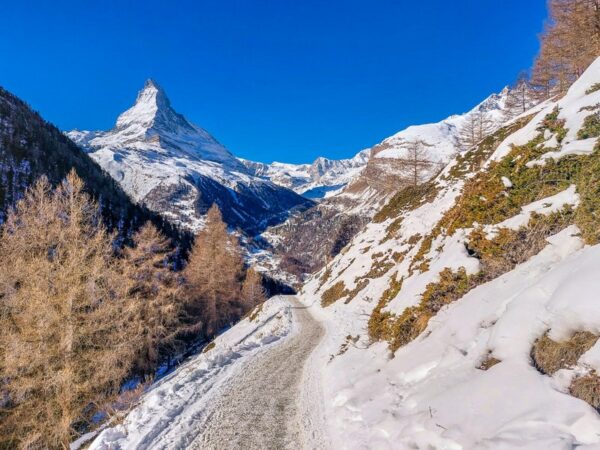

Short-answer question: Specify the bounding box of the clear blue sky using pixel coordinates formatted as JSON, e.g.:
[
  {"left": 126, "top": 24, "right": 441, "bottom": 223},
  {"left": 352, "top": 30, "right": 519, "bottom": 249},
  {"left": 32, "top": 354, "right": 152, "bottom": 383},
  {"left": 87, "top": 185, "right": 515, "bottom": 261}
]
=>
[{"left": 0, "top": 0, "right": 547, "bottom": 164}]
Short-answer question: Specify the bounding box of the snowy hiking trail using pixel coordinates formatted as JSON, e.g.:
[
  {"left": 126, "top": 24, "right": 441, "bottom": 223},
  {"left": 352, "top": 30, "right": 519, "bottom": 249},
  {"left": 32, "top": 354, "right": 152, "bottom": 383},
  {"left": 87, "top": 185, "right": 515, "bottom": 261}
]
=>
[
  {"left": 88, "top": 296, "right": 328, "bottom": 450},
  {"left": 190, "top": 297, "right": 326, "bottom": 449}
]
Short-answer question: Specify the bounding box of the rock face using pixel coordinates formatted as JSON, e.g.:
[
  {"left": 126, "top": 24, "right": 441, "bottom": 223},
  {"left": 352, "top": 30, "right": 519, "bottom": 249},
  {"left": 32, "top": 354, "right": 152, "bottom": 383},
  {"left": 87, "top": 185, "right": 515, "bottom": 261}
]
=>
[{"left": 68, "top": 80, "right": 313, "bottom": 234}]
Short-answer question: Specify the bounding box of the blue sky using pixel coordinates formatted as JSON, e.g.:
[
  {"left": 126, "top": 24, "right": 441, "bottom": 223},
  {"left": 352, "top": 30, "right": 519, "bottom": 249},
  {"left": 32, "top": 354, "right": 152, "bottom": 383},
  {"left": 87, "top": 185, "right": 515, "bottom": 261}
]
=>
[{"left": 0, "top": 0, "right": 547, "bottom": 164}]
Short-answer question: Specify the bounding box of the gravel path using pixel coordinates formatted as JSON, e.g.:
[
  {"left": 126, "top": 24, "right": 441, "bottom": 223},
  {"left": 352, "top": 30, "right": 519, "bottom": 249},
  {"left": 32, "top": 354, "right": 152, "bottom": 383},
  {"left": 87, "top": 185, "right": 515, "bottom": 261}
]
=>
[{"left": 189, "top": 297, "right": 325, "bottom": 449}]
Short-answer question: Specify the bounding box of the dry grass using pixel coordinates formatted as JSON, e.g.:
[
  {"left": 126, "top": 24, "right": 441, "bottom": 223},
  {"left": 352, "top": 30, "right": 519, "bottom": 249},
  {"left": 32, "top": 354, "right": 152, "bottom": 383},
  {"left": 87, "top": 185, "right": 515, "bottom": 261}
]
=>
[
  {"left": 344, "top": 279, "right": 370, "bottom": 304},
  {"left": 570, "top": 372, "right": 600, "bottom": 411},
  {"left": 248, "top": 303, "right": 264, "bottom": 322},
  {"left": 321, "top": 281, "right": 349, "bottom": 307},
  {"left": 478, "top": 353, "right": 501, "bottom": 370},
  {"left": 202, "top": 342, "right": 216, "bottom": 353},
  {"left": 531, "top": 331, "right": 598, "bottom": 375}
]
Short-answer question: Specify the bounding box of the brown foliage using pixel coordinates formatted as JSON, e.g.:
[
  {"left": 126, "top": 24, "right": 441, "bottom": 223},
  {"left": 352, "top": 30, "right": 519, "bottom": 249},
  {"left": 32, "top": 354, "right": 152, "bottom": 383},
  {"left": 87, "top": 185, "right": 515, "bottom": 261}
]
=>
[
  {"left": 570, "top": 372, "right": 600, "bottom": 410},
  {"left": 183, "top": 204, "right": 245, "bottom": 337},
  {"left": 0, "top": 172, "right": 138, "bottom": 448},
  {"left": 457, "top": 110, "right": 494, "bottom": 151},
  {"left": 122, "top": 223, "right": 183, "bottom": 375},
  {"left": 241, "top": 268, "right": 267, "bottom": 311},
  {"left": 531, "top": 330, "right": 598, "bottom": 375},
  {"left": 321, "top": 281, "right": 349, "bottom": 307},
  {"left": 532, "top": 0, "right": 600, "bottom": 97}
]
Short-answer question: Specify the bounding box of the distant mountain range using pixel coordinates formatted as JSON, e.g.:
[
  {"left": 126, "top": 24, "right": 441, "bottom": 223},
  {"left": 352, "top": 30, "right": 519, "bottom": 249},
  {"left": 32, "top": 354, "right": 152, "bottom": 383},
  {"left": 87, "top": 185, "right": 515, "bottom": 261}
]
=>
[{"left": 240, "top": 150, "right": 371, "bottom": 199}]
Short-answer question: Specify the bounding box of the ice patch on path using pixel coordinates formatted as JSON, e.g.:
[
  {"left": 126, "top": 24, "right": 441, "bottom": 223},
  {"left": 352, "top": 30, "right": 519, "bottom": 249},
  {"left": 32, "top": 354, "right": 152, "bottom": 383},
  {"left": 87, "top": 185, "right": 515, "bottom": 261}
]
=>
[{"left": 88, "top": 296, "right": 294, "bottom": 450}]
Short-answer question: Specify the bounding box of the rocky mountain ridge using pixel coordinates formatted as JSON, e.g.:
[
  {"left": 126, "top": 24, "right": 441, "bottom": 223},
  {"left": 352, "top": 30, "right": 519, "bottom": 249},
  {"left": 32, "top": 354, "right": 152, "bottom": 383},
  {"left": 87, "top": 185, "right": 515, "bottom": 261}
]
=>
[{"left": 68, "top": 80, "right": 313, "bottom": 234}]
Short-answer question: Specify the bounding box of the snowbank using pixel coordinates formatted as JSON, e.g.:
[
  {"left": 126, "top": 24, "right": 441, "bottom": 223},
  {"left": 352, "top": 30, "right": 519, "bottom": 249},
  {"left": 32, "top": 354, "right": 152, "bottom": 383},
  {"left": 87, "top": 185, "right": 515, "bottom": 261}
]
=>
[{"left": 87, "top": 296, "right": 294, "bottom": 450}]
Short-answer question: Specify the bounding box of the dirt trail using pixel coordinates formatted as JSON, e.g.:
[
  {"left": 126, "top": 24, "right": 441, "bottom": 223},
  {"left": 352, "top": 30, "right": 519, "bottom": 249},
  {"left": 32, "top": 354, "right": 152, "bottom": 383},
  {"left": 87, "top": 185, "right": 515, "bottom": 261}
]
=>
[{"left": 190, "top": 297, "right": 325, "bottom": 450}]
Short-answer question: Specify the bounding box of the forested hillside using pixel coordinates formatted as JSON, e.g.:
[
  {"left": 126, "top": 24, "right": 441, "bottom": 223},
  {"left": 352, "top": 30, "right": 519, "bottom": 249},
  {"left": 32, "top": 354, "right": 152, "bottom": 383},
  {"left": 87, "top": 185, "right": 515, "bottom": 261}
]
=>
[{"left": 0, "top": 86, "right": 185, "bottom": 245}]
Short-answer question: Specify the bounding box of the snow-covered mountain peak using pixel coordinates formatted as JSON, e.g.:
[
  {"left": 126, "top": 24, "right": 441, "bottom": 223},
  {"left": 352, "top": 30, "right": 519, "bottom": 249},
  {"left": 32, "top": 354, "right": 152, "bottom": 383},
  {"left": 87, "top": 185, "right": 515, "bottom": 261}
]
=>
[
  {"left": 115, "top": 78, "right": 173, "bottom": 129},
  {"left": 76, "top": 79, "right": 238, "bottom": 167},
  {"left": 67, "top": 81, "right": 313, "bottom": 233}
]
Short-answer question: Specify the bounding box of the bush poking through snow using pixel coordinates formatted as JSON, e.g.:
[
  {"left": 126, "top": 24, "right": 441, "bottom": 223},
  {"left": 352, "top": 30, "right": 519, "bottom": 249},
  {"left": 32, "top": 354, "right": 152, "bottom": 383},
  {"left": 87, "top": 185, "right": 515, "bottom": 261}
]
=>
[
  {"left": 388, "top": 268, "right": 473, "bottom": 352},
  {"left": 374, "top": 182, "right": 438, "bottom": 224},
  {"left": 478, "top": 353, "right": 501, "bottom": 371},
  {"left": 248, "top": 303, "right": 264, "bottom": 322},
  {"left": 585, "top": 83, "right": 600, "bottom": 95},
  {"left": 577, "top": 113, "right": 600, "bottom": 139},
  {"left": 321, "top": 281, "right": 349, "bottom": 307},
  {"left": 531, "top": 331, "right": 598, "bottom": 375},
  {"left": 202, "top": 342, "right": 216, "bottom": 353},
  {"left": 570, "top": 372, "right": 600, "bottom": 411},
  {"left": 368, "top": 275, "right": 403, "bottom": 342},
  {"left": 318, "top": 265, "right": 333, "bottom": 291},
  {"left": 344, "top": 279, "right": 370, "bottom": 304},
  {"left": 446, "top": 117, "right": 532, "bottom": 181},
  {"left": 537, "top": 106, "right": 568, "bottom": 143},
  {"left": 468, "top": 208, "right": 575, "bottom": 278}
]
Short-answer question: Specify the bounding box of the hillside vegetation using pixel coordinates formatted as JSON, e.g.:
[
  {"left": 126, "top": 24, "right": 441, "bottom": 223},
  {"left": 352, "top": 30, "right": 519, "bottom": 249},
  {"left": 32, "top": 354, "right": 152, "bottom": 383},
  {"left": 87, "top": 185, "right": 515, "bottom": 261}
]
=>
[{"left": 300, "top": 51, "right": 600, "bottom": 449}]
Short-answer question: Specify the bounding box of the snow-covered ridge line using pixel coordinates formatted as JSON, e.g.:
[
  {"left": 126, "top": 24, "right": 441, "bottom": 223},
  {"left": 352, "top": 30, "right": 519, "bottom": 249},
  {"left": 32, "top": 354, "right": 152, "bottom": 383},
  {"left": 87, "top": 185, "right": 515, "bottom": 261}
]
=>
[
  {"left": 239, "top": 149, "right": 371, "bottom": 199},
  {"left": 67, "top": 80, "right": 313, "bottom": 234}
]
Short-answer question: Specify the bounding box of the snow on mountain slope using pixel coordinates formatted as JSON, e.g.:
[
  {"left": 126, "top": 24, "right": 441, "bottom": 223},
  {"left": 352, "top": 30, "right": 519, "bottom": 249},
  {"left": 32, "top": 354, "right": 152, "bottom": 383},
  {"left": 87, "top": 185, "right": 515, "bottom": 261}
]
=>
[
  {"left": 345, "top": 89, "right": 514, "bottom": 206},
  {"left": 240, "top": 149, "right": 370, "bottom": 199},
  {"left": 68, "top": 80, "right": 313, "bottom": 233},
  {"left": 295, "top": 58, "right": 600, "bottom": 448},
  {"left": 261, "top": 89, "right": 521, "bottom": 280},
  {"left": 373, "top": 89, "right": 510, "bottom": 162}
]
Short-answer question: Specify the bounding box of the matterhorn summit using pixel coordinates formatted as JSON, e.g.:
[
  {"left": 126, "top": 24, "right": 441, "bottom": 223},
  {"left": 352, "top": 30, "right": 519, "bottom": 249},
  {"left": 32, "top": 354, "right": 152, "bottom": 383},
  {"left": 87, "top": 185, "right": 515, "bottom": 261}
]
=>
[{"left": 68, "top": 80, "right": 312, "bottom": 232}]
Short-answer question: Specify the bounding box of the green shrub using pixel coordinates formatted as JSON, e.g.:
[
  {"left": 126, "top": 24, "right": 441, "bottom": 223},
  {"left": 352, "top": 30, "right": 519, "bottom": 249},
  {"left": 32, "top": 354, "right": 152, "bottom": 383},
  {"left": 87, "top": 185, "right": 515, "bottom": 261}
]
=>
[
  {"left": 577, "top": 113, "right": 600, "bottom": 139},
  {"left": 537, "top": 106, "right": 567, "bottom": 142},
  {"left": 368, "top": 275, "right": 402, "bottom": 342},
  {"left": 374, "top": 182, "right": 438, "bottom": 223},
  {"left": 202, "top": 341, "right": 216, "bottom": 353},
  {"left": 447, "top": 116, "right": 532, "bottom": 180},
  {"left": 388, "top": 267, "right": 474, "bottom": 352},
  {"left": 585, "top": 83, "right": 600, "bottom": 95}
]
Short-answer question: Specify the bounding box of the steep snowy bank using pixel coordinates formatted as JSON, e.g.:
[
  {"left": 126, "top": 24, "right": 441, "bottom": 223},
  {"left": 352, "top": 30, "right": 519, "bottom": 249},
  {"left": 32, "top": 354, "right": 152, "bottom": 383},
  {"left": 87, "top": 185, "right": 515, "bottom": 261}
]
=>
[
  {"left": 88, "top": 297, "right": 294, "bottom": 449},
  {"left": 301, "top": 228, "right": 600, "bottom": 448},
  {"left": 297, "top": 57, "right": 600, "bottom": 449}
]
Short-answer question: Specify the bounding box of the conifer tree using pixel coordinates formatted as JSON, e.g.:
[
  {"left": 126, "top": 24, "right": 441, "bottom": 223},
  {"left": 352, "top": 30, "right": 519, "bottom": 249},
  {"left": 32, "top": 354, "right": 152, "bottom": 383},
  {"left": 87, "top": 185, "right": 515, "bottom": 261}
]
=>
[
  {"left": 400, "top": 139, "right": 436, "bottom": 186},
  {"left": 504, "top": 72, "right": 535, "bottom": 119},
  {"left": 457, "top": 110, "right": 494, "bottom": 150},
  {"left": 0, "top": 171, "right": 137, "bottom": 449},
  {"left": 122, "top": 223, "right": 182, "bottom": 375},
  {"left": 532, "top": 0, "right": 600, "bottom": 97},
  {"left": 241, "top": 267, "right": 267, "bottom": 311},
  {"left": 183, "top": 204, "right": 244, "bottom": 337}
]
